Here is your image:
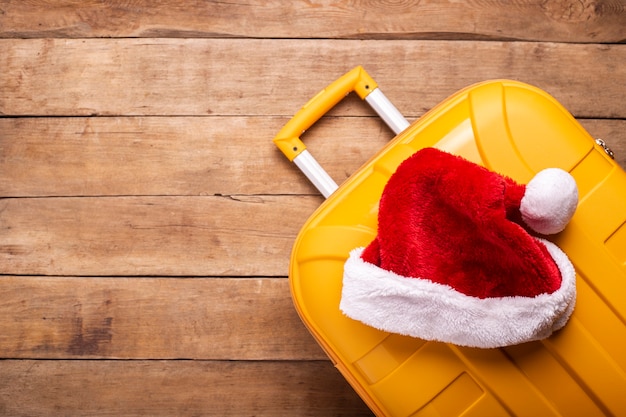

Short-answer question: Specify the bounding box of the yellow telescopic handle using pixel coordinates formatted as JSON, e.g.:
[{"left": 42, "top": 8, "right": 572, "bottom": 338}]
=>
[
  {"left": 273, "top": 66, "right": 378, "bottom": 162},
  {"left": 273, "top": 66, "right": 408, "bottom": 198}
]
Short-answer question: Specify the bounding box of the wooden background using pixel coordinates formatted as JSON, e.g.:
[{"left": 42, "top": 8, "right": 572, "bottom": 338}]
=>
[{"left": 1, "top": 1, "right": 625, "bottom": 415}]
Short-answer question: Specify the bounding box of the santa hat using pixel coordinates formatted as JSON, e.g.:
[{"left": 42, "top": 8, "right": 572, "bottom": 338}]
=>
[{"left": 340, "top": 148, "right": 578, "bottom": 348}]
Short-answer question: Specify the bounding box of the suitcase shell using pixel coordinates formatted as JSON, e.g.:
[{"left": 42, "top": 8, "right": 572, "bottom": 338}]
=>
[{"left": 284, "top": 78, "right": 626, "bottom": 416}]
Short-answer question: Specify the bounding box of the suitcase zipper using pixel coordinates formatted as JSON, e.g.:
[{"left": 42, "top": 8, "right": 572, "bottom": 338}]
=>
[{"left": 595, "top": 138, "right": 615, "bottom": 159}]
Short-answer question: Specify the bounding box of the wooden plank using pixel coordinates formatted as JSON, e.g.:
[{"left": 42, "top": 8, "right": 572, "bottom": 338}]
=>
[
  {"left": 0, "top": 196, "right": 317, "bottom": 276},
  {"left": 0, "top": 276, "right": 325, "bottom": 360},
  {"left": 0, "top": 359, "right": 373, "bottom": 416},
  {"left": 1, "top": 0, "right": 624, "bottom": 43},
  {"left": 0, "top": 116, "right": 390, "bottom": 197},
  {"left": 1, "top": 39, "right": 625, "bottom": 118},
  {"left": 1, "top": 117, "right": 625, "bottom": 198}
]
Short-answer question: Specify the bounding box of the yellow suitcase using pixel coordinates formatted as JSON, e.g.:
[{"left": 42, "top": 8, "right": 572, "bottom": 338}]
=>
[{"left": 274, "top": 67, "right": 626, "bottom": 416}]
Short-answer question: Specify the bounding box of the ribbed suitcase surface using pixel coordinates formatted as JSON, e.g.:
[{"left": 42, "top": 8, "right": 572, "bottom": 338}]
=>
[{"left": 288, "top": 80, "right": 626, "bottom": 416}]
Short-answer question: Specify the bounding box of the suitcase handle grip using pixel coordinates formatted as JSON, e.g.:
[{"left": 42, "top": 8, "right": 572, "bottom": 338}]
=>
[{"left": 273, "top": 66, "right": 409, "bottom": 198}]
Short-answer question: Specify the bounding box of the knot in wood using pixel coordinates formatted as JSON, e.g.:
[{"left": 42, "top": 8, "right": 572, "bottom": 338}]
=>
[{"left": 541, "top": 0, "right": 599, "bottom": 23}]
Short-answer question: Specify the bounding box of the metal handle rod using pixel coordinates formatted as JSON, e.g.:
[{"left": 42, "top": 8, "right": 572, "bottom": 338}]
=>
[{"left": 365, "top": 88, "right": 410, "bottom": 135}]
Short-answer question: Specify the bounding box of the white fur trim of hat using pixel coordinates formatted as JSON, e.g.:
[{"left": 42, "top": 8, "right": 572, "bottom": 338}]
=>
[{"left": 340, "top": 238, "right": 576, "bottom": 349}]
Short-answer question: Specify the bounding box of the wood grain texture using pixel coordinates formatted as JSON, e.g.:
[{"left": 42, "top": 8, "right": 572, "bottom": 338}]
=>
[
  {"left": 1, "top": 0, "right": 624, "bottom": 43},
  {"left": 0, "top": 196, "right": 317, "bottom": 276},
  {"left": 1, "top": 117, "right": 625, "bottom": 198},
  {"left": 1, "top": 39, "right": 625, "bottom": 118},
  {"left": 0, "top": 276, "right": 325, "bottom": 360},
  {"left": 0, "top": 116, "right": 390, "bottom": 197},
  {"left": 0, "top": 360, "right": 373, "bottom": 416},
  {"left": 1, "top": 2, "right": 625, "bottom": 415}
]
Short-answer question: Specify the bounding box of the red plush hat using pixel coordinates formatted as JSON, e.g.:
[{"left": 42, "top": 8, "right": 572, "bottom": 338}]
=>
[{"left": 340, "top": 148, "right": 578, "bottom": 348}]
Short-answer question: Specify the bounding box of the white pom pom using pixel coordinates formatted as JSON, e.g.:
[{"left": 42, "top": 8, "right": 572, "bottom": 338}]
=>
[{"left": 520, "top": 168, "right": 578, "bottom": 235}]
